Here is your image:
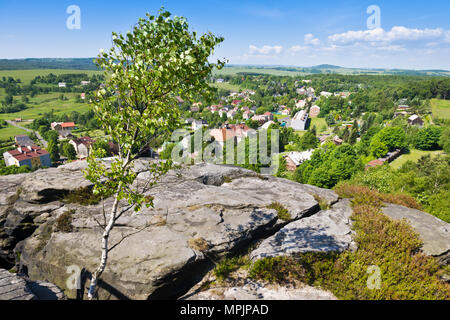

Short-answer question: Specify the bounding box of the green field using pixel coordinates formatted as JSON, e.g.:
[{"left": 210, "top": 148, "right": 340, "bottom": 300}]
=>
[
  {"left": 0, "top": 92, "right": 92, "bottom": 120},
  {"left": 310, "top": 117, "right": 328, "bottom": 133},
  {"left": 214, "top": 66, "right": 304, "bottom": 77},
  {"left": 211, "top": 82, "right": 241, "bottom": 92},
  {"left": 431, "top": 99, "right": 450, "bottom": 119},
  {"left": 0, "top": 124, "right": 28, "bottom": 140},
  {"left": 213, "top": 66, "right": 450, "bottom": 77},
  {"left": 390, "top": 149, "right": 445, "bottom": 169},
  {"left": 0, "top": 69, "right": 102, "bottom": 85}
]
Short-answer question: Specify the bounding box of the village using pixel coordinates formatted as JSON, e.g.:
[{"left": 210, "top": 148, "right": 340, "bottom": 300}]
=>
[{"left": 2, "top": 75, "right": 428, "bottom": 174}]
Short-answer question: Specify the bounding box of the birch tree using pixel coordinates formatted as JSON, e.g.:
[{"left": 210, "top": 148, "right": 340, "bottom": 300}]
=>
[{"left": 84, "top": 8, "right": 225, "bottom": 299}]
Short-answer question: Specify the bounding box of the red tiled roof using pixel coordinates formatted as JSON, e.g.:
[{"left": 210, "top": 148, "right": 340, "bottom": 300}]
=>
[
  {"left": 61, "top": 122, "right": 76, "bottom": 128},
  {"left": 72, "top": 136, "right": 94, "bottom": 146},
  {"left": 9, "top": 147, "right": 49, "bottom": 161},
  {"left": 366, "top": 159, "right": 384, "bottom": 167}
]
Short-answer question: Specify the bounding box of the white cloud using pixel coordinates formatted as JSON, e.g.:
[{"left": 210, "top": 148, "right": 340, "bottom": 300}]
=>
[
  {"left": 289, "top": 45, "right": 308, "bottom": 52},
  {"left": 445, "top": 31, "right": 450, "bottom": 43},
  {"left": 304, "top": 34, "right": 321, "bottom": 46},
  {"left": 248, "top": 45, "right": 283, "bottom": 55},
  {"left": 328, "top": 26, "right": 444, "bottom": 44}
]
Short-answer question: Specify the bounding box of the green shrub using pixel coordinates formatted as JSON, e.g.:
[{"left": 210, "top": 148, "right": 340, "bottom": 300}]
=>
[
  {"left": 214, "top": 255, "right": 250, "bottom": 281},
  {"left": 313, "top": 194, "right": 330, "bottom": 210},
  {"left": 249, "top": 256, "right": 305, "bottom": 284},
  {"left": 63, "top": 187, "right": 102, "bottom": 206},
  {"left": 55, "top": 210, "right": 74, "bottom": 233},
  {"left": 250, "top": 192, "right": 449, "bottom": 299},
  {"left": 267, "top": 202, "right": 292, "bottom": 221}
]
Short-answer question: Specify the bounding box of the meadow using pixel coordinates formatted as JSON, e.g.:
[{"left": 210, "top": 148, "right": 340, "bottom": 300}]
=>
[
  {"left": 431, "top": 98, "right": 450, "bottom": 119},
  {"left": 0, "top": 69, "right": 102, "bottom": 85},
  {"left": 0, "top": 124, "right": 28, "bottom": 140},
  {"left": 0, "top": 92, "right": 92, "bottom": 120},
  {"left": 389, "top": 149, "right": 444, "bottom": 169}
]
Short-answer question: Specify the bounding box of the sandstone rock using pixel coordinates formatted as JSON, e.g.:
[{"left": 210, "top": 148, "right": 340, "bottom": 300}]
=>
[
  {"left": 183, "top": 281, "right": 337, "bottom": 300},
  {"left": 0, "top": 268, "right": 35, "bottom": 300},
  {"left": 13, "top": 162, "right": 331, "bottom": 299},
  {"left": 0, "top": 268, "right": 65, "bottom": 300},
  {"left": 250, "top": 199, "right": 356, "bottom": 261},
  {"left": 381, "top": 203, "right": 450, "bottom": 258},
  {"left": 20, "top": 167, "right": 92, "bottom": 202}
]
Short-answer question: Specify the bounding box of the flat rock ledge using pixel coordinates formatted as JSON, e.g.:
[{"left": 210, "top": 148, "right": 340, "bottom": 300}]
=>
[
  {"left": 381, "top": 203, "right": 450, "bottom": 260},
  {"left": 183, "top": 281, "right": 337, "bottom": 300},
  {"left": 0, "top": 268, "right": 65, "bottom": 300},
  {"left": 5, "top": 161, "right": 338, "bottom": 300},
  {"left": 250, "top": 199, "right": 356, "bottom": 261}
]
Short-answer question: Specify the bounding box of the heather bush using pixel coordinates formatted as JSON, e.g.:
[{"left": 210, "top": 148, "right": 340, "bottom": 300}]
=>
[{"left": 249, "top": 192, "right": 449, "bottom": 299}]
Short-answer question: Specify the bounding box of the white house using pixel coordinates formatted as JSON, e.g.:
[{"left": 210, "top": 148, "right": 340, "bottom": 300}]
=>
[{"left": 291, "top": 110, "right": 309, "bottom": 131}]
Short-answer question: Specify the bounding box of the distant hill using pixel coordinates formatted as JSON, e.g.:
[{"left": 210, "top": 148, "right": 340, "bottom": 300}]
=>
[
  {"left": 1, "top": 59, "right": 449, "bottom": 77},
  {"left": 313, "top": 64, "right": 341, "bottom": 69},
  {"left": 0, "top": 58, "right": 98, "bottom": 70},
  {"left": 217, "top": 64, "right": 450, "bottom": 77}
]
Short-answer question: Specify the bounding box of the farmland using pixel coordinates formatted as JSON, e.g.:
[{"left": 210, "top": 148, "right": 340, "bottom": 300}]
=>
[
  {"left": 431, "top": 98, "right": 450, "bottom": 119},
  {"left": 389, "top": 149, "right": 445, "bottom": 169},
  {"left": 0, "top": 92, "right": 92, "bottom": 120},
  {"left": 0, "top": 69, "right": 102, "bottom": 85},
  {"left": 0, "top": 124, "right": 28, "bottom": 140}
]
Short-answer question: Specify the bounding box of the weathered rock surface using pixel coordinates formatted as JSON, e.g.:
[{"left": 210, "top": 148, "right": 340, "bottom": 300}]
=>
[
  {"left": 382, "top": 203, "right": 450, "bottom": 259},
  {"left": 20, "top": 167, "right": 92, "bottom": 203},
  {"left": 183, "top": 281, "right": 337, "bottom": 300},
  {"left": 1, "top": 161, "right": 339, "bottom": 300},
  {"left": 250, "top": 199, "right": 356, "bottom": 261},
  {"left": 0, "top": 268, "right": 65, "bottom": 300}
]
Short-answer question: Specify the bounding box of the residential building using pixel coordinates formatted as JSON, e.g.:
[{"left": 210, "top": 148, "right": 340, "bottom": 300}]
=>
[
  {"left": 243, "top": 110, "right": 252, "bottom": 120},
  {"left": 51, "top": 122, "right": 76, "bottom": 132},
  {"left": 365, "top": 159, "right": 385, "bottom": 169},
  {"left": 397, "top": 105, "right": 410, "bottom": 111},
  {"left": 15, "top": 135, "right": 34, "bottom": 147},
  {"left": 320, "top": 91, "right": 333, "bottom": 97},
  {"left": 332, "top": 136, "right": 343, "bottom": 146},
  {"left": 209, "top": 128, "right": 236, "bottom": 146},
  {"left": 291, "top": 110, "right": 309, "bottom": 131},
  {"left": 69, "top": 137, "right": 94, "bottom": 159},
  {"left": 51, "top": 122, "right": 77, "bottom": 138},
  {"left": 284, "top": 150, "right": 314, "bottom": 171},
  {"left": 227, "top": 109, "right": 237, "bottom": 119},
  {"left": 192, "top": 120, "right": 208, "bottom": 131},
  {"left": 408, "top": 115, "right": 424, "bottom": 126},
  {"left": 263, "top": 112, "right": 274, "bottom": 121},
  {"left": 309, "top": 105, "right": 321, "bottom": 118},
  {"left": 3, "top": 145, "right": 51, "bottom": 168}
]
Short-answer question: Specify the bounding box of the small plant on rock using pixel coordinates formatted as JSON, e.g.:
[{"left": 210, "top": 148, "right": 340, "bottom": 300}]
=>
[{"left": 267, "top": 202, "right": 292, "bottom": 221}]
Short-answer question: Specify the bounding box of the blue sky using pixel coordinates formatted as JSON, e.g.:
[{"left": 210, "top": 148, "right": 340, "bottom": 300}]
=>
[{"left": 0, "top": 0, "right": 449, "bottom": 69}]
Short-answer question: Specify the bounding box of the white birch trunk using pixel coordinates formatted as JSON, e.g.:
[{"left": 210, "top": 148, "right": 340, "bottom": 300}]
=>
[{"left": 87, "top": 193, "right": 121, "bottom": 299}]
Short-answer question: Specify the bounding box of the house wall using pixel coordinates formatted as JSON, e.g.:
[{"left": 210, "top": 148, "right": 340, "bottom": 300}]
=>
[
  {"left": 78, "top": 144, "right": 90, "bottom": 158},
  {"left": 285, "top": 157, "right": 297, "bottom": 171},
  {"left": 19, "top": 158, "right": 33, "bottom": 168},
  {"left": 3, "top": 152, "right": 15, "bottom": 166},
  {"left": 39, "top": 154, "right": 52, "bottom": 167}
]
